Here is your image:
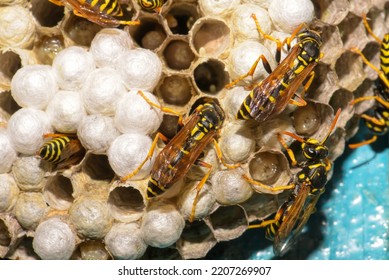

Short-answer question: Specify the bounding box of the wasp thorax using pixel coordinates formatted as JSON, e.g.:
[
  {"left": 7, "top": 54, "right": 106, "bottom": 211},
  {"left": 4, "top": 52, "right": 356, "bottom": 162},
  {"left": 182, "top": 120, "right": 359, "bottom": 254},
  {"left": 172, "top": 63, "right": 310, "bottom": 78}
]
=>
[{"left": 303, "top": 142, "right": 329, "bottom": 160}]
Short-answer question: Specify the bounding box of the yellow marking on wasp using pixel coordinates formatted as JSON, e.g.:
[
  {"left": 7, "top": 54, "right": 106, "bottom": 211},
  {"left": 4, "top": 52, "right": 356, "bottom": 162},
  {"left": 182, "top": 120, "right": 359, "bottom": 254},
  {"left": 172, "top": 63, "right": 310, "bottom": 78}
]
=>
[
  {"left": 294, "top": 64, "right": 306, "bottom": 75},
  {"left": 147, "top": 187, "right": 159, "bottom": 197},
  {"left": 243, "top": 98, "right": 251, "bottom": 113},
  {"left": 91, "top": 0, "right": 99, "bottom": 7},
  {"left": 99, "top": 0, "right": 109, "bottom": 11},
  {"left": 106, "top": 0, "right": 118, "bottom": 13},
  {"left": 195, "top": 132, "right": 205, "bottom": 141},
  {"left": 239, "top": 110, "right": 250, "bottom": 120},
  {"left": 381, "top": 56, "right": 389, "bottom": 63},
  {"left": 281, "top": 81, "right": 289, "bottom": 88},
  {"left": 269, "top": 96, "right": 276, "bottom": 103}
]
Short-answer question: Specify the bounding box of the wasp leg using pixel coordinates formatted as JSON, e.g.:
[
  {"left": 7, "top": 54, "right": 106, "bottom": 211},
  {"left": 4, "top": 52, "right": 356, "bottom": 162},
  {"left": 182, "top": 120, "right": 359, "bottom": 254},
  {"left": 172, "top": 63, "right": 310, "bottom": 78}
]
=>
[
  {"left": 350, "top": 47, "right": 389, "bottom": 89},
  {"left": 348, "top": 113, "right": 385, "bottom": 149},
  {"left": 137, "top": 90, "right": 182, "bottom": 116},
  {"left": 288, "top": 94, "right": 307, "bottom": 107},
  {"left": 48, "top": 0, "right": 64, "bottom": 6},
  {"left": 212, "top": 139, "right": 241, "bottom": 169},
  {"left": 248, "top": 219, "right": 275, "bottom": 229},
  {"left": 43, "top": 133, "right": 73, "bottom": 139},
  {"left": 243, "top": 174, "right": 295, "bottom": 192},
  {"left": 277, "top": 132, "right": 305, "bottom": 166},
  {"left": 225, "top": 55, "right": 272, "bottom": 89},
  {"left": 120, "top": 132, "right": 168, "bottom": 182},
  {"left": 302, "top": 70, "right": 315, "bottom": 92},
  {"left": 348, "top": 135, "right": 378, "bottom": 149},
  {"left": 362, "top": 14, "right": 382, "bottom": 44},
  {"left": 351, "top": 95, "right": 389, "bottom": 108},
  {"left": 189, "top": 160, "right": 212, "bottom": 223},
  {"left": 251, "top": 13, "right": 282, "bottom": 64}
]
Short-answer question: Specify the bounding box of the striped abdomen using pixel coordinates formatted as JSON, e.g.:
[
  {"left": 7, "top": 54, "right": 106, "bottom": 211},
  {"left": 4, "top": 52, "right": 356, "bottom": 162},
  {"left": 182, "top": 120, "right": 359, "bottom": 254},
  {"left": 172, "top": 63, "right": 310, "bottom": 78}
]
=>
[
  {"left": 81, "top": 0, "right": 123, "bottom": 16},
  {"left": 38, "top": 136, "right": 71, "bottom": 163},
  {"left": 137, "top": 0, "right": 164, "bottom": 12},
  {"left": 380, "top": 34, "right": 389, "bottom": 76}
]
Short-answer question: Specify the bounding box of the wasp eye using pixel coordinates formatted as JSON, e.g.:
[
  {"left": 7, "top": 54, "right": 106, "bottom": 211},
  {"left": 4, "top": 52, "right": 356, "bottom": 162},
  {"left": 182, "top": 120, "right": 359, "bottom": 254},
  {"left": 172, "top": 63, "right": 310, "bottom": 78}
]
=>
[{"left": 304, "top": 145, "right": 318, "bottom": 158}]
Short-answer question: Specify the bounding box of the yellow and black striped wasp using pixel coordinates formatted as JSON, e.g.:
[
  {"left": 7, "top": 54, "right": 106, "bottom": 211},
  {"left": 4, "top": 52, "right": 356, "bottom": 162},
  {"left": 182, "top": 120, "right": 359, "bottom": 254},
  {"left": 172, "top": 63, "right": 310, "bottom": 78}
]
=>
[
  {"left": 38, "top": 133, "right": 86, "bottom": 170},
  {"left": 48, "top": 0, "right": 140, "bottom": 27},
  {"left": 246, "top": 108, "right": 341, "bottom": 256},
  {"left": 349, "top": 14, "right": 389, "bottom": 149},
  {"left": 137, "top": 0, "right": 166, "bottom": 13},
  {"left": 226, "top": 14, "right": 322, "bottom": 122},
  {"left": 120, "top": 93, "right": 237, "bottom": 222}
]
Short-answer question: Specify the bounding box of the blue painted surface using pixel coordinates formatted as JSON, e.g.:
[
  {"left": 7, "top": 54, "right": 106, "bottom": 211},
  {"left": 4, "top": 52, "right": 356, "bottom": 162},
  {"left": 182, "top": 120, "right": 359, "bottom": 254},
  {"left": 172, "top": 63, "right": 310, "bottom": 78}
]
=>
[{"left": 205, "top": 128, "right": 389, "bottom": 260}]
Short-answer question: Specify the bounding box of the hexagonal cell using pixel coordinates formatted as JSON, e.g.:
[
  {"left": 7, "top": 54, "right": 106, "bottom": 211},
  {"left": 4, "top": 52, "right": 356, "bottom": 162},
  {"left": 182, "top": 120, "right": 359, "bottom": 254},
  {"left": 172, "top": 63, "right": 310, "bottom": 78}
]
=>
[
  {"left": 162, "top": 39, "right": 195, "bottom": 70},
  {"left": 0, "top": 50, "right": 22, "bottom": 92},
  {"left": 156, "top": 74, "right": 194, "bottom": 107},
  {"left": 158, "top": 114, "right": 180, "bottom": 140},
  {"left": 247, "top": 150, "right": 291, "bottom": 193},
  {"left": 193, "top": 59, "right": 229, "bottom": 94},
  {"left": 335, "top": 51, "right": 365, "bottom": 92},
  {"left": 293, "top": 101, "right": 331, "bottom": 137},
  {"left": 207, "top": 205, "right": 247, "bottom": 241},
  {"left": 348, "top": 78, "right": 376, "bottom": 114},
  {"left": 108, "top": 185, "right": 145, "bottom": 222},
  {"left": 78, "top": 240, "right": 111, "bottom": 260},
  {"left": 176, "top": 220, "right": 216, "bottom": 259},
  {"left": 306, "top": 64, "right": 339, "bottom": 104},
  {"left": 319, "top": 24, "right": 343, "bottom": 67},
  {"left": 63, "top": 14, "right": 102, "bottom": 46},
  {"left": 329, "top": 88, "right": 355, "bottom": 128},
  {"left": 8, "top": 237, "right": 40, "bottom": 260},
  {"left": 189, "top": 17, "right": 231, "bottom": 58},
  {"left": 325, "top": 127, "right": 346, "bottom": 162},
  {"left": 43, "top": 175, "right": 74, "bottom": 210},
  {"left": 166, "top": 3, "right": 199, "bottom": 35},
  {"left": 338, "top": 13, "right": 369, "bottom": 50},
  {"left": 83, "top": 154, "right": 115, "bottom": 182},
  {"left": 129, "top": 17, "right": 167, "bottom": 50},
  {"left": 0, "top": 219, "right": 11, "bottom": 247},
  {"left": 0, "top": 214, "right": 24, "bottom": 258},
  {"left": 31, "top": 0, "right": 64, "bottom": 27},
  {"left": 34, "top": 34, "right": 64, "bottom": 65},
  {"left": 364, "top": 7, "right": 387, "bottom": 39},
  {"left": 312, "top": 0, "right": 349, "bottom": 25},
  {"left": 256, "top": 115, "right": 294, "bottom": 149},
  {"left": 344, "top": 114, "right": 361, "bottom": 140},
  {"left": 239, "top": 192, "right": 279, "bottom": 223},
  {"left": 359, "top": 41, "right": 381, "bottom": 80}
]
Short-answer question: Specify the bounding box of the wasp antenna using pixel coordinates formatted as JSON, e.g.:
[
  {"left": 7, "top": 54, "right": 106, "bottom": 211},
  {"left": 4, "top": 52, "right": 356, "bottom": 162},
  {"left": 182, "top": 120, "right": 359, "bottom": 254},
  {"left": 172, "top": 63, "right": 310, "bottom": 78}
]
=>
[
  {"left": 279, "top": 131, "right": 305, "bottom": 143},
  {"left": 321, "top": 108, "right": 341, "bottom": 144}
]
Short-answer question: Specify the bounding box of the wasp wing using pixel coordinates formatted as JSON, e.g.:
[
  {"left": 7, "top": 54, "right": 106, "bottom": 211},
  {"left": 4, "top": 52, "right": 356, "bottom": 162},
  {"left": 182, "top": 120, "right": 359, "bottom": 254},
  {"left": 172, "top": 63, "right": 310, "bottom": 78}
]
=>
[{"left": 273, "top": 181, "right": 311, "bottom": 256}]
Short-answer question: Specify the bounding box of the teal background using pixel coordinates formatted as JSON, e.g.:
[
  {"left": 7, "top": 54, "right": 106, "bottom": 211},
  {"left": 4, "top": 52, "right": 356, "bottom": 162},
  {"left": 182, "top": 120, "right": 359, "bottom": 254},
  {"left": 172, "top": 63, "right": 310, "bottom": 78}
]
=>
[{"left": 205, "top": 127, "right": 389, "bottom": 260}]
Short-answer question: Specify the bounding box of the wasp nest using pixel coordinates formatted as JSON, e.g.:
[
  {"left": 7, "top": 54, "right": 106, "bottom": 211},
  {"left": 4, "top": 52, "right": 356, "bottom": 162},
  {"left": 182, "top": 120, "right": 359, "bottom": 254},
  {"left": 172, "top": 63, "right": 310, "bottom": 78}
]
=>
[{"left": 0, "top": 0, "right": 387, "bottom": 260}]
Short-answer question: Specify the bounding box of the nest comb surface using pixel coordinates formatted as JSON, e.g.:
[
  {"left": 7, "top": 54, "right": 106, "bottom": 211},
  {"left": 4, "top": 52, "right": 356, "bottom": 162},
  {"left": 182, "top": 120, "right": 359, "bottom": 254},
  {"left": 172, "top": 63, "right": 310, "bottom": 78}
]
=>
[{"left": 0, "top": 0, "right": 388, "bottom": 260}]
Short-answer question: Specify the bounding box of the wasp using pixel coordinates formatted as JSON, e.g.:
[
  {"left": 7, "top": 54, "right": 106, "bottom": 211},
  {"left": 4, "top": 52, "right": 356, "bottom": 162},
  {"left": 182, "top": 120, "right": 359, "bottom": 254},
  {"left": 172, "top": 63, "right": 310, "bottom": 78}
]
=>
[
  {"left": 246, "top": 108, "right": 341, "bottom": 256},
  {"left": 48, "top": 0, "right": 140, "bottom": 27},
  {"left": 137, "top": 0, "right": 165, "bottom": 13},
  {"left": 120, "top": 92, "right": 237, "bottom": 222},
  {"left": 226, "top": 14, "right": 322, "bottom": 122},
  {"left": 37, "top": 133, "right": 86, "bottom": 170},
  {"left": 349, "top": 15, "right": 389, "bottom": 149}
]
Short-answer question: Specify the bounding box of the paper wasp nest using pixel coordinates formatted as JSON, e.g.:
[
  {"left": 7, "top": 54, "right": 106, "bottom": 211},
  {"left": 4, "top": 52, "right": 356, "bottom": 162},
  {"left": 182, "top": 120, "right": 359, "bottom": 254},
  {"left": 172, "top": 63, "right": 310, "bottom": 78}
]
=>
[{"left": 0, "top": 0, "right": 387, "bottom": 259}]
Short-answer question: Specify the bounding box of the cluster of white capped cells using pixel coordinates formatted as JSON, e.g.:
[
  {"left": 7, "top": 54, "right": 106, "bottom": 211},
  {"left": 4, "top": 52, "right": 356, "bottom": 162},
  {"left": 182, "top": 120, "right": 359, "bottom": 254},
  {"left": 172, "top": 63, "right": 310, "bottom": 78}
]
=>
[{"left": 9, "top": 28, "right": 164, "bottom": 180}]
